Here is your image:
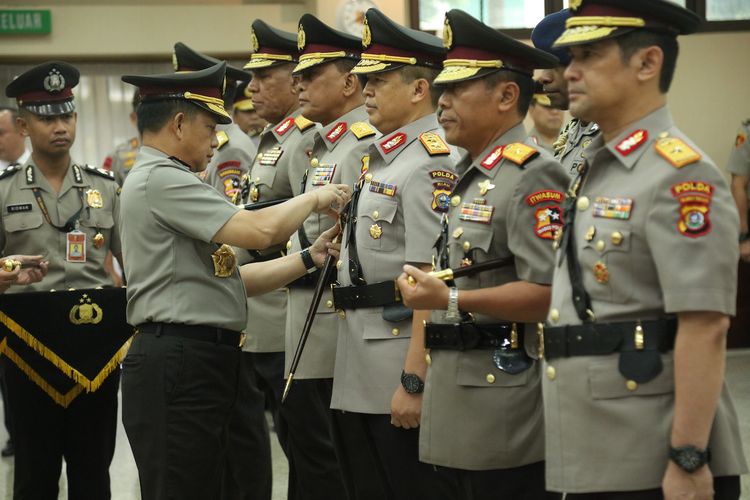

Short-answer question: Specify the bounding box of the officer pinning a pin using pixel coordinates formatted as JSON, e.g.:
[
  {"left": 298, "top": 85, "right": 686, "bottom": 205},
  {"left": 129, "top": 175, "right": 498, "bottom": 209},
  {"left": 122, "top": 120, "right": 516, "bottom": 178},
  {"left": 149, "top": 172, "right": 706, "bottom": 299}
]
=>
[{"left": 0, "top": 255, "right": 47, "bottom": 293}]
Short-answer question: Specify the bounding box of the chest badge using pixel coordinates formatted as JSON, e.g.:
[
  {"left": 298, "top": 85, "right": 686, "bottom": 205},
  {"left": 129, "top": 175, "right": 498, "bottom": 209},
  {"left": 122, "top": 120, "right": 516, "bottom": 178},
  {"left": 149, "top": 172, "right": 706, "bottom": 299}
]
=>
[
  {"left": 212, "top": 244, "right": 237, "bottom": 278},
  {"left": 86, "top": 189, "right": 103, "bottom": 208},
  {"left": 478, "top": 179, "right": 495, "bottom": 196},
  {"left": 369, "top": 224, "right": 383, "bottom": 239}
]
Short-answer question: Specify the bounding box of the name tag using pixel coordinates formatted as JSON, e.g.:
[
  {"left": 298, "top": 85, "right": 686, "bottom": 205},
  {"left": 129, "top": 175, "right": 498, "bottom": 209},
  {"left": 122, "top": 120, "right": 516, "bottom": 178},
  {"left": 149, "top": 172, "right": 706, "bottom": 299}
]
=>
[{"left": 7, "top": 203, "right": 32, "bottom": 214}]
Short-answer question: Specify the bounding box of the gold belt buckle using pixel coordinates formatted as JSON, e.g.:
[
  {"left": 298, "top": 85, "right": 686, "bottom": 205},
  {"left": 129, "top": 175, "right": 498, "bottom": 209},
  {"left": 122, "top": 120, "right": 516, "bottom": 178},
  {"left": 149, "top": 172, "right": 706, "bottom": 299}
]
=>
[{"left": 239, "top": 332, "right": 247, "bottom": 348}]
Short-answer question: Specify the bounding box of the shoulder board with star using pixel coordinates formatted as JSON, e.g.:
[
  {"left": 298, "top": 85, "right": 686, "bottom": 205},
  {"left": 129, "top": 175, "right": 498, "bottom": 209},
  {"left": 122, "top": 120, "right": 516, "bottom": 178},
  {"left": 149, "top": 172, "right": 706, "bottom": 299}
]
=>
[
  {"left": 83, "top": 164, "right": 116, "bottom": 180},
  {"left": 502, "top": 143, "right": 539, "bottom": 167},
  {"left": 216, "top": 130, "right": 229, "bottom": 150},
  {"left": 654, "top": 137, "right": 701, "bottom": 169},
  {"left": 419, "top": 131, "right": 450, "bottom": 156},
  {"left": 295, "top": 115, "right": 316, "bottom": 132},
  {"left": 350, "top": 121, "right": 376, "bottom": 140},
  {"left": 0, "top": 164, "right": 21, "bottom": 181}
]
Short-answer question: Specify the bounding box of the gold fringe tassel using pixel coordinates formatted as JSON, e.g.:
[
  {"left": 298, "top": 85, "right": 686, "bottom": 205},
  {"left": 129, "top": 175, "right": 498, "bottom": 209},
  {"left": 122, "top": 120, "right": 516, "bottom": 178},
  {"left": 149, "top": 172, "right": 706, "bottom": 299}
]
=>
[
  {"left": 0, "top": 339, "right": 84, "bottom": 407},
  {"left": 0, "top": 311, "right": 134, "bottom": 392}
]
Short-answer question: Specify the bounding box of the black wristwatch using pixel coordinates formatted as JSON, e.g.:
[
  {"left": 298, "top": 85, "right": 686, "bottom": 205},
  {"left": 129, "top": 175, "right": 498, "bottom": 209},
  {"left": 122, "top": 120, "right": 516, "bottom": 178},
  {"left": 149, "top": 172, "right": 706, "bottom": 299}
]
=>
[
  {"left": 400, "top": 370, "right": 424, "bottom": 394},
  {"left": 300, "top": 248, "right": 317, "bottom": 274},
  {"left": 669, "top": 445, "right": 711, "bottom": 473}
]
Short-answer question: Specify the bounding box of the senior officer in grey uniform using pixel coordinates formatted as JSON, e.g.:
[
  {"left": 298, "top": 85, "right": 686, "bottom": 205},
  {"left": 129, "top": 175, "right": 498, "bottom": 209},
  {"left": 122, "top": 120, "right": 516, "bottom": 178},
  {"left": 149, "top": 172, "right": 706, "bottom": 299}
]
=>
[
  {"left": 284, "top": 14, "right": 381, "bottom": 500},
  {"left": 170, "top": 41, "right": 273, "bottom": 500},
  {"left": 170, "top": 42, "right": 259, "bottom": 204},
  {"left": 531, "top": 8, "right": 600, "bottom": 178},
  {"left": 542, "top": 1, "right": 747, "bottom": 498},
  {"left": 396, "top": 10, "right": 568, "bottom": 499},
  {"left": 118, "top": 63, "right": 350, "bottom": 500},
  {"left": 727, "top": 120, "right": 750, "bottom": 262},
  {"left": 3, "top": 61, "right": 122, "bottom": 500},
  {"left": 329, "top": 9, "right": 459, "bottom": 500},
  {"left": 225, "top": 19, "right": 321, "bottom": 500}
]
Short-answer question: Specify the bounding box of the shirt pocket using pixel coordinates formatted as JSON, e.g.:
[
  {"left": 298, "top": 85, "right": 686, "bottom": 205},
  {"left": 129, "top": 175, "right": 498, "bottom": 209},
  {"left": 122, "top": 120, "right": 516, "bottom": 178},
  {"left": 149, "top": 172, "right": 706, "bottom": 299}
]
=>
[
  {"left": 357, "top": 196, "right": 399, "bottom": 252},
  {"left": 579, "top": 223, "right": 633, "bottom": 303},
  {"left": 448, "top": 226, "right": 494, "bottom": 289},
  {"left": 588, "top": 355, "right": 674, "bottom": 400},
  {"left": 456, "top": 350, "right": 535, "bottom": 388},
  {"left": 3, "top": 211, "right": 44, "bottom": 233},
  {"left": 361, "top": 309, "right": 411, "bottom": 341},
  {"left": 253, "top": 164, "right": 278, "bottom": 190}
]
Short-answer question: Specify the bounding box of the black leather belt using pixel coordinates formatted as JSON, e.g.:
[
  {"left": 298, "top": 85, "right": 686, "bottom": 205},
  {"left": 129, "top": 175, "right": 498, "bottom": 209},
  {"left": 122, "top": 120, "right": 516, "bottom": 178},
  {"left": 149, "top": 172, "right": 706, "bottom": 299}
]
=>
[
  {"left": 425, "top": 321, "right": 523, "bottom": 350},
  {"left": 543, "top": 318, "right": 677, "bottom": 360},
  {"left": 136, "top": 322, "right": 246, "bottom": 348},
  {"left": 332, "top": 281, "right": 400, "bottom": 310}
]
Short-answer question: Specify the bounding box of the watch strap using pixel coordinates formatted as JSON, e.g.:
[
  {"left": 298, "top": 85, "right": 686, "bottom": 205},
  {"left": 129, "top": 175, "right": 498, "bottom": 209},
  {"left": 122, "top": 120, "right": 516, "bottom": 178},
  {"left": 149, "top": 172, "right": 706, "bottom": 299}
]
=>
[{"left": 300, "top": 248, "right": 317, "bottom": 274}]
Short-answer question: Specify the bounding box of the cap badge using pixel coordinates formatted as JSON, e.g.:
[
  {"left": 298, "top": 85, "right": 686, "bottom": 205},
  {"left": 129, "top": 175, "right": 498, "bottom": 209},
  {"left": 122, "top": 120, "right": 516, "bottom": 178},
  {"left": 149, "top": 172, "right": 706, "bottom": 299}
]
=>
[
  {"left": 251, "top": 29, "right": 260, "bottom": 52},
  {"left": 443, "top": 17, "right": 453, "bottom": 49},
  {"left": 297, "top": 25, "right": 306, "bottom": 51},
  {"left": 362, "top": 18, "right": 371, "bottom": 48},
  {"left": 43, "top": 68, "right": 66, "bottom": 93}
]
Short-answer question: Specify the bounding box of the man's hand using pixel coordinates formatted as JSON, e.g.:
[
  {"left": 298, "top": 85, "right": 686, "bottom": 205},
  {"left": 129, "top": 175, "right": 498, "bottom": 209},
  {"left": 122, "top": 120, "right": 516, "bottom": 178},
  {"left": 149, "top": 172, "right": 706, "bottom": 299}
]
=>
[
  {"left": 390, "top": 385, "right": 422, "bottom": 430},
  {"left": 0, "top": 255, "right": 48, "bottom": 290},
  {"left": 309, "top": 224, "right": 342, "bottom": 267},
  {"left": 662, "top": 461, "right": 714, "bottom": 500},
  {"left": 740, "top": 240, "right": 750, "bottom": 263},
  {"left": 313, "top": 184, "right": 351, "bottom": 218},
  {"left": 396, "top": 264, "right": 449, "bottom": 310}
]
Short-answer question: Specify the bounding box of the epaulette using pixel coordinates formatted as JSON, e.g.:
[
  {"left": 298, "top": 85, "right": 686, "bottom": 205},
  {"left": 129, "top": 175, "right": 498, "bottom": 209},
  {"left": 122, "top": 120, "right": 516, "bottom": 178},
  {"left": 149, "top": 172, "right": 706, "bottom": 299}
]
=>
[
  {"left": 502, "top": 143, "right": 538, "bottom": 167},
  {"left": 655, "top": 137, "right": 701, "bottom": 169},
  {"left": 350, "top": 121, "right": 376, "bottom": 140},
  {"left": 216, "top": 130, "right": 229, "bottom": 150},
  {"left": 0, "top": 164, "right": 21, "bottom": 181},
  {"left": 83, "top": 164, "right": 116, "bottom": 180},
  {"left": 419, "top": 132, "right": 450, "bottom": 156},
  {"left": 295, "top": 115, "right": 316, "bottom": 132}
]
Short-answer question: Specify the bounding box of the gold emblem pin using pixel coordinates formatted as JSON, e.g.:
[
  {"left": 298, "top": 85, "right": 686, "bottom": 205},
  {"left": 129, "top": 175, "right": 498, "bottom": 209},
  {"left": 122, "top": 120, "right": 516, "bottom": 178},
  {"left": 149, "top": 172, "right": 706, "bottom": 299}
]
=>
[
  {"left": 585, "top": 225, "right": 596, "bottom": 242},
  {"left": 452, "top": 227, "right": 464, "bottom": 239},
  {"left": 443, "top": 17, "right": 453, "bottom": 49},
  {"left": 251, "top": 29, "right": 259, "bottom": 52},
  {"left": 250, "top": 186, "right": 260, "bottom": 202},
  {"left": 593, "top": 261, "right": 609, "bottom": 284},
  {"left": 93, "top": 232, "right": 105, "bottom": 249},
  {"left": 369, "top": 224, "right": 382, "bottom": 239},
  {"left": 362, "top": 18, "right": 371, "bottom": 48},
  {"left": 212, "top": 244, "right": 237, "bottom": 278},
  {"left": 86, "top": 189, "right": 104, "bottom": 209},
  {"left": 478, "top": 179, "right": 495, "bottom": 196},
  {"left": 297, "top": 25, "right": 306, "bottom": 51},
  {"left": 69, "top": 294, "right": 103, "bottom": 325}
]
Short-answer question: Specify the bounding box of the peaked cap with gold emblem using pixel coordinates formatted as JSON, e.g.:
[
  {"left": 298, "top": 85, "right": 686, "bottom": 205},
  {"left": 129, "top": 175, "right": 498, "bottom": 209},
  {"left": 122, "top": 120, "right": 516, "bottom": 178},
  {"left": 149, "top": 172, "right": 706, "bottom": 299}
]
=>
[
  {"left": 293, "top": 14, "right": 362, "bottom": 74},
  {"left": 233, "top": 80, "right": 255, "bottom": 111},
  {"left": 122, "top": 62, "right": 232, "bottom": 124},
  {"left": 554, "top": 0, "right": 700, "bottom": 48},
  {"left": 351, "top": 8, "right": 444, "bottom": 74},
  {"left": 434, "top": 9, "right": 558, "bottom": 85},
  {"left": 6, "top": 61, "right": 80, "bottom": 116},
  {"left": 244, "top": 20, "right": 299, "bottom": 70},
  {"left": 173, "top": 41, "right": 250, "bottom": 82}
]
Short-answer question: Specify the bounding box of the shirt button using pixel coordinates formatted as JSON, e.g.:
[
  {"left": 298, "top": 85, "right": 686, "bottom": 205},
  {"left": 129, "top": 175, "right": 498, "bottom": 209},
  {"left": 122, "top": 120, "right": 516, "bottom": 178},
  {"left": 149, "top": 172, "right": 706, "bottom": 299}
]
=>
[
  {"left": 365, "top": 173, "right": 373, "bottom": 182},
  {"left": 486, "top": 373, "right": 496, "bottom": 384},
  {"left": 549, "top": 308, "right": 560, "bottom": 324},
  {"left": 286, "top": 240, "right": 292, "bottom": 250},
  {"left": 391, "top": 328, "right": 400, "bottom": 336},
  {"left": 310, "top": 158, "right": 319, "bottom": 167},
  {"left": 256, "top": 153, "right": 262, "bottom": 161},
  {"left": 338, "top": 310, "right": 346, "bottom": 319},
  {"left": 626, "top": 380, "right": 638, "bottom": 391},
  {"left": 451, "top": 195, "right": 461, "bottom": 207},
  {"left": 595, "top": 239, "right": 605, "bottom": 252},
  {"left": 336, "top": 260, "right": 342, "bottom": 270},
  {"left": 546, "top": 365, "right": 556, "bottom": 380},
  {"left": 372, "top": 210, "right": 379, "bottom": 219},
  {"left": 462, "top": 241, "right": 471, "bottom": 252},
  {"left": 325, "top": 300, "right": 333, "bottom": 308},
  {"left": 611, "top": 231, "right": 624, "bottom": 246},
  {"left": 577, "top": 196, "right": 590, "bottom": 211},
  {"left": 425, "top": 352, "right": 432, "bottom": 365}
]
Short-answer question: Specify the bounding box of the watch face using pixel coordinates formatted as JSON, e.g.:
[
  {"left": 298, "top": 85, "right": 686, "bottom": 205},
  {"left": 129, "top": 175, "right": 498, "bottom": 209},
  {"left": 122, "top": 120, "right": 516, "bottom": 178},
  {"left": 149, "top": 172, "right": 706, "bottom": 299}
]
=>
[
  {"left": 402, "top": 373, "right": 423, "bottom": 394},
  {"left": 671, "top": 446, "right": 708, "bottom": 473}
]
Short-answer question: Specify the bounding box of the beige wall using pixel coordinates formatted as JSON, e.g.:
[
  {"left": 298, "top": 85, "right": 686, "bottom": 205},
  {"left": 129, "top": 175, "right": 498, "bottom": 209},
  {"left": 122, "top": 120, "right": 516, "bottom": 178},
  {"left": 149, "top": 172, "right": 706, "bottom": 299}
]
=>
[{"left": 1, "top": 3, "right": 748, "bottom": 170}]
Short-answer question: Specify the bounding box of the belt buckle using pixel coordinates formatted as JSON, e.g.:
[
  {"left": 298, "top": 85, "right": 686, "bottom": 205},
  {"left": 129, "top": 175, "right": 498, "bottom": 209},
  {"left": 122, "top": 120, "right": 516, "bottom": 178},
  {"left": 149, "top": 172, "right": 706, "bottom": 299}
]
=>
[{"left": 239, "top": 332, "right": 246, "bottom": 348}]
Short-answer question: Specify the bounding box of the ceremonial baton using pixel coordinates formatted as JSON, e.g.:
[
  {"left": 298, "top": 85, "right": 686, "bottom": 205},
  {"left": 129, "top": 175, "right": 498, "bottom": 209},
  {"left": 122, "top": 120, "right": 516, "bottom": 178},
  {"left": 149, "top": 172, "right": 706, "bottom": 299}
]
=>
[{"left": 406, "top": 256, "right": 515, "bottom": 286}]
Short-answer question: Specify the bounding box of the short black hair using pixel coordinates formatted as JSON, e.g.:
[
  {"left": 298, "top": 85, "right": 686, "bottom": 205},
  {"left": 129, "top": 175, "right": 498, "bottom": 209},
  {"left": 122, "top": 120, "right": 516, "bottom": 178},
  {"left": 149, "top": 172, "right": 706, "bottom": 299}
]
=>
[
  {"left": 333, "top": 58, "right": 357, "bottom": 74},
  {"left": 400, "top": 65, "right": 441, "bottom": 108},
  {"left": 616, "top": 30, "right": 678, "bottom": 93},
  {"left": 136, "top": 99, "right": 199, "bottom": 135},
  {"left": 482, "top": 69, "right": 534, "bottom": 116}
]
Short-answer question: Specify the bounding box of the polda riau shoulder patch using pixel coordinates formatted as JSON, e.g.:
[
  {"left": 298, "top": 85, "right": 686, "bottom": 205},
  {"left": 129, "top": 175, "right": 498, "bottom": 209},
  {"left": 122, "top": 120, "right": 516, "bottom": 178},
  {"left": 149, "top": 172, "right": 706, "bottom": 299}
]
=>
[
  {"left": 655, "top": 137, "right": 701, "bottom": 168},
  {"left": 502, "top": 143, "right": 538, "bottom": 167},
  {"left": 216, "top": 130, "right": 229, "bottom": 150},
  {"left": 419, "top": 132, "right": 450, "bottom": 156},
  {"left": 350, "top": 121, "right": 376, "bottom": 140}
]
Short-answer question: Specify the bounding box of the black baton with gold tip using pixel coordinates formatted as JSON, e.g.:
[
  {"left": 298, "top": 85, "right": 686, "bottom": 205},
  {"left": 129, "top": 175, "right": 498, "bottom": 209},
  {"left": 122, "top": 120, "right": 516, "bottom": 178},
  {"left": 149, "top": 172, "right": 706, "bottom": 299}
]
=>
[
  {"left": 406, "top": 256, "right": 515, "bottom": 286},
  {"left": 243, "top": 197, "right": 290, "bottom": 211}
]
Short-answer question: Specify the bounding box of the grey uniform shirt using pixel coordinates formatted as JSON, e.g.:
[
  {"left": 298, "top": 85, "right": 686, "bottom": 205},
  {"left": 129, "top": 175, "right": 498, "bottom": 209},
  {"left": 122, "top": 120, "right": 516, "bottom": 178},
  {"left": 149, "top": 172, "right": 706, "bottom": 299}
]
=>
[
  {"left": 103, "top": 136, "right": 140, "bottom": 186},
  {"left": 726, "top": 120, "right": 750, "bottom": 200},
  {"left": 203, "top": 122, "right": 258, "bottom": 203},
  {"left": 0, "top": 160, "right": 120, "bottom": 291},
  {"left": 330, "top": 113, "right": 459, "bottom": 414},
  {"left": 420, "top": 123, "right": 569, "bottom": 471},
  {"left": 285, "top": 105, "right": 378, "bottom": 379},
  {"left": 240, "top": 111, "right": 318, "bottom": 353},
  {"left": 544, "top": 107, "right": 748, "bottom": 493},
  {"left": 554, "top": 118, "right": 600, "bottom": 177},
  {"left": 119, "top": 146, "right": 246, "bottom": 331}
]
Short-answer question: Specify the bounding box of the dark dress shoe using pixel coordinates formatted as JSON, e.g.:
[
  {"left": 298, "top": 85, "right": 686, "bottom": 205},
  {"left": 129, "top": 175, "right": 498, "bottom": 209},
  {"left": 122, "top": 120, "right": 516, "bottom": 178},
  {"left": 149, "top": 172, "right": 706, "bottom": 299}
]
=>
[{"left": 1, "top": 440, "right": 13, "bottom": 457}]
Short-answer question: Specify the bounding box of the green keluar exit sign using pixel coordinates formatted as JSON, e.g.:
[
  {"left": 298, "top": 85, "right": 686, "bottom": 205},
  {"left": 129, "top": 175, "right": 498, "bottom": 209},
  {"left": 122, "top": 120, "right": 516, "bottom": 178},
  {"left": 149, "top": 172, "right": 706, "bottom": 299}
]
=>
[{"left": 0, "top": 10, "right": 52, "bottom": 35}]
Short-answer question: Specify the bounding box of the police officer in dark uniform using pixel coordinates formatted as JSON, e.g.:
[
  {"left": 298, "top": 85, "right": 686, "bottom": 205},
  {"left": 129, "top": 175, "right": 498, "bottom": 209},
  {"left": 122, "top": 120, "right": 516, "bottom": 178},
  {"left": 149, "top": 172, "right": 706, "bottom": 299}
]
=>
[
  {"left": 118, "top": 62, "right": 350, "bottom": 499},
  {"left": 3, "top": 61, "right": 123, "bottom": 500}
]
